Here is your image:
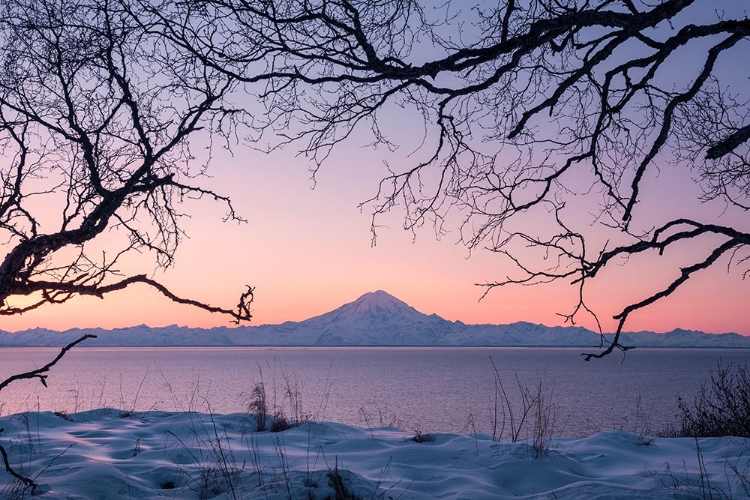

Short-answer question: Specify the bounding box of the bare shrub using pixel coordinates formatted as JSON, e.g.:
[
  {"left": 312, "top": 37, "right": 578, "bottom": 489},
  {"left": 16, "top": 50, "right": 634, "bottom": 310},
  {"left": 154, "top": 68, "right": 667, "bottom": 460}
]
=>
[
  {"left": 411, "top": 431, "right": 435, "bottom": 444},
  {"left": 674, "top": 362, "right": 750, "bottom": 438},
  {"left": 282, "top": 371, "right": 305, "bottom": 425},
  {"left": 328, "top": 458, "right": 359, "bottom": 500},
  {"left": 246, "top": 363, "right": 308, "bottom": 433},
  {"left": 269, "top": 414, "right": 292, "bottom": 433},
  {"left": 164, "top": 411, "right": 243, "bottom": 500},
  {"left": 247, "top": 382, "right": 269, "bottom": 432},
  {"left": 490, "top": 358, "right": 535, "bottom": 443},
  {"left": 490, "top": 357, "right": 556, "bottom": 453},
  {"left": 531, "top": 380, "right": 557, "bottom": 458}
]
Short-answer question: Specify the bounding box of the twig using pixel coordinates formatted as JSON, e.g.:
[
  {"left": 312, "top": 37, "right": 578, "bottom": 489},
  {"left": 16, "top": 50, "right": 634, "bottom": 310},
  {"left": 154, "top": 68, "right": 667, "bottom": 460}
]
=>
[
  {"left": 0, "top": 334, "right": 95, "bottom": 492},
  {"left": 0, "top": 334, "right": 97, "bottom": 392},
  {"left": 0, "top": 443, "right": 37, "bottom": 492}
]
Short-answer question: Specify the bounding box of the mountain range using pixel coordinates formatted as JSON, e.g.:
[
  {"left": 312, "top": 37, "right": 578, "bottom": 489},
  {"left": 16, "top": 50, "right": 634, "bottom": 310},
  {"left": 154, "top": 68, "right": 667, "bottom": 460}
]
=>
[{"left": 1, "top": 290, "right": 749, "bottom": 348}]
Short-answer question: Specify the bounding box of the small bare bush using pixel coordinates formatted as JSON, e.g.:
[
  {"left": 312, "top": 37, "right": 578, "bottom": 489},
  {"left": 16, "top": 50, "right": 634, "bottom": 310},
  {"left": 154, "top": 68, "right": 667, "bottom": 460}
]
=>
[
  {"left": 674, "top": 362, "right": 750, "bottom": 438},
  {"left": 532, "top": 380, "right": 557, "bottom": 458},
  {"left": 328, "top": 458, "right": 359, "bottom": 500},
  {"left": 489, "top": 357, "right": 557, "bottom": 454},
  {"left": 247, "top": 382, "right": 269, "bottom": 432},
  {"left": 269, "top": 413, "right": 292, "bottom": 433}
]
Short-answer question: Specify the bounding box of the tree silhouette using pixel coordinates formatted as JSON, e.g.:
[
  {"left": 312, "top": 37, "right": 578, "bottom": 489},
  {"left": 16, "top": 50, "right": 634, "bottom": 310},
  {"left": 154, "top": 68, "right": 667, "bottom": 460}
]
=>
[
  {"left": 176, "top": 0, "right": 749, "bottom": 358},
  {"left": 0, "top": 0, "right": 256, "bottom": 488},
  {"left": 0, "top": 0, "right": 253, "bottom": 322}
]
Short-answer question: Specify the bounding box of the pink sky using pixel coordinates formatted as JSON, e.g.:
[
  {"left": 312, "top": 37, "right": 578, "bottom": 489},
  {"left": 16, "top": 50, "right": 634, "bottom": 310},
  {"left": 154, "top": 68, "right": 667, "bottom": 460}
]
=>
[
  {"left": 2, "top": 2, "right": 748, "bottom": 336},
  {"left": 2, "top": 136, "right": 748, "bottom": 336}
]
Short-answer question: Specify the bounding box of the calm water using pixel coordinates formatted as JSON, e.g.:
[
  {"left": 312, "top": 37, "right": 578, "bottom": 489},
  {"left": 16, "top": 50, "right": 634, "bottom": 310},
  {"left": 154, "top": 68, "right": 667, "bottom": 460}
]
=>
[{"left": 1, "top": 347, "right": 748, "bottom": 437}]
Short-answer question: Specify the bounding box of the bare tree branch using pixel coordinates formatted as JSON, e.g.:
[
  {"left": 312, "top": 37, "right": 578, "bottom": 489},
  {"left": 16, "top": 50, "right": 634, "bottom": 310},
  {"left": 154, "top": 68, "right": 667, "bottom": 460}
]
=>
[
  {"left": 0, "top": 443, "right": 37, "bottom": 493},
  {"left": 0, "top": 334, "right": 96, "bottom": 493},
  {"left": 0, "top": 0, "right": 255, "bottom": 322},
  {"left": 184, "top": 0, "right": 750, "bottom": 357},
  {"left": 0, "top": 335, "right": 96, "bottom": 393}
]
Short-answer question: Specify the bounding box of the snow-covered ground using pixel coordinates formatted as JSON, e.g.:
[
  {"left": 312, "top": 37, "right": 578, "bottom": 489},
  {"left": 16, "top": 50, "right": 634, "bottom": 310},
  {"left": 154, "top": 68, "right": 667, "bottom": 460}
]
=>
[{"left": 1, "top": 410, "right": 748, "bottom": 499}]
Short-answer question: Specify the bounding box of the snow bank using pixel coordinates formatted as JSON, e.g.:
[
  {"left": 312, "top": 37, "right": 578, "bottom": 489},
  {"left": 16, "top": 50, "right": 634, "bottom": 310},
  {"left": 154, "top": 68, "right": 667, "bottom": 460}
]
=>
[{"left": 1, "top": 410, "right": 748, "bottom": 499}]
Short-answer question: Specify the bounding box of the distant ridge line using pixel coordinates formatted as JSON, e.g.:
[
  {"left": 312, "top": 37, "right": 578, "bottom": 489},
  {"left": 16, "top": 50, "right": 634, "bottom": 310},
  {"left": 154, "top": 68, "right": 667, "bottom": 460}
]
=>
[{"left": 1, "top": 291, "right": 748, "bottom": 348}]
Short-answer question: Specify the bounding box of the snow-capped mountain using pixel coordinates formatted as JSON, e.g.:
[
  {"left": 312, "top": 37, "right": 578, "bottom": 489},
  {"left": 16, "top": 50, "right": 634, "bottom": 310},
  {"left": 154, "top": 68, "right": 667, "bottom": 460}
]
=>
[
  {"left": 305, "top": 290, "right": 436, "bottom": 326},
  {"left": 296, "top": 290, "right": 454, "bottom": 345},
  {"left": 1, "top": 290, "right": 749, "bottom": 348}
]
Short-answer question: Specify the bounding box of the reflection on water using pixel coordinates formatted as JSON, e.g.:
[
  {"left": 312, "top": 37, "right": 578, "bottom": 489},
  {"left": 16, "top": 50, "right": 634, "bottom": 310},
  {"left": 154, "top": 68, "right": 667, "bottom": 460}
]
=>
[{"left": 1, "top": 347, "right": 748, "bottom": 437}]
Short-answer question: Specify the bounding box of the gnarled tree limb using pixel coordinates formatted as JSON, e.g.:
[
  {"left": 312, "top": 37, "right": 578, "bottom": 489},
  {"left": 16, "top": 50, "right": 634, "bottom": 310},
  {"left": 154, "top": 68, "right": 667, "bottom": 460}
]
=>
[{"left": 180, "top": 0, "right": 750, "bottom": 357}]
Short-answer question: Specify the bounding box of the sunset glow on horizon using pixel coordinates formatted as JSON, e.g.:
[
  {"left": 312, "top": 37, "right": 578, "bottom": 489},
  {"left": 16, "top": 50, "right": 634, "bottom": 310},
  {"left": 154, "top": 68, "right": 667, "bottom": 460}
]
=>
[
  {"left": 2, "top": 142, "right": 749, "bottom": 336},
  {"left": 1, "top": 1, "right": 749, "bottom": 339}
]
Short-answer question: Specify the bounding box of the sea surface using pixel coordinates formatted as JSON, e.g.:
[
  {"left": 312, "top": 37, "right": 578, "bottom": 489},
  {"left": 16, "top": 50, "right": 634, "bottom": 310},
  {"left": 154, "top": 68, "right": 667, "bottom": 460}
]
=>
[{"left": 1, "top": 347, "right": 749, "bottom": 437}]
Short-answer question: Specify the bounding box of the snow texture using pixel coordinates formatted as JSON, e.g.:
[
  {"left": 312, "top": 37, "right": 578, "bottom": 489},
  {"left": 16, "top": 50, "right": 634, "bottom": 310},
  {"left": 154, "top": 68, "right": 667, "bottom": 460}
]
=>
[{"left": 1, "top": 410, "right": 748, "bottom": 499}]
